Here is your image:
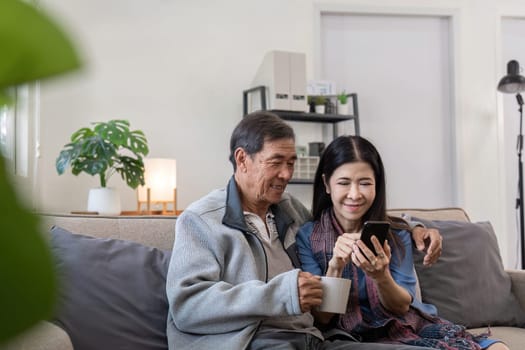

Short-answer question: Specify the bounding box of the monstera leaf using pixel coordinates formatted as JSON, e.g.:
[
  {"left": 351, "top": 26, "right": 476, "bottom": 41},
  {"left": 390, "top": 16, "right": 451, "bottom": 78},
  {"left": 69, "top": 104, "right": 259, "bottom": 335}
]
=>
[
  {"left": 0, "top": 0, "right": 81, "bottom": 344},
  {"left": 0, "top": 0, "right": 81, "bottom": 104}
]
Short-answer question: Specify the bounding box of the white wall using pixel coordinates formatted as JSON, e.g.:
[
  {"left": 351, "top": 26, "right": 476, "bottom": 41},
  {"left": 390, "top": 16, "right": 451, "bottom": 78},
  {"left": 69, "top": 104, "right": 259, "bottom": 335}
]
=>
[
  {"left": 37, "top": 0, "right": 314, "bottom": 213},
  {"left": 32, "top": 0, "right": 525, "bottom": 267}
]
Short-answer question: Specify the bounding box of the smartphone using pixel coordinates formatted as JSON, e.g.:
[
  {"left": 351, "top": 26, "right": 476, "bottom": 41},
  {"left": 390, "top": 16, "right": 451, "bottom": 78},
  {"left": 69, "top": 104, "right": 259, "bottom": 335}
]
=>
[{"left": 360, "top": 221, "right": 390, "bottom": 255}]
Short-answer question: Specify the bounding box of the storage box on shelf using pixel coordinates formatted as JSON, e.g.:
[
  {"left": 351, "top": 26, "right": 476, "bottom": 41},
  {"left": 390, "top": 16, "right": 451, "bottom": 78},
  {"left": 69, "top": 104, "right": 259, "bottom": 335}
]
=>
[{"left": 292, "top": 156, "right": 319, "bottom": 183}]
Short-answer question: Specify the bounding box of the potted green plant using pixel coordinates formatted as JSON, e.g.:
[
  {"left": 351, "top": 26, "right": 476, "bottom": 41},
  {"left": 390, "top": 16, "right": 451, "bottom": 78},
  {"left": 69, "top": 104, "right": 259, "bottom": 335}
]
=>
[
  {"left": 314, "top": 95, "right": 327, "bottom": 114},
  {"left": 337, "top": 90, "right": 350, "bottom": 115},
  {"left": 56, "top": 119, "right": 149, "bottom": 215}
]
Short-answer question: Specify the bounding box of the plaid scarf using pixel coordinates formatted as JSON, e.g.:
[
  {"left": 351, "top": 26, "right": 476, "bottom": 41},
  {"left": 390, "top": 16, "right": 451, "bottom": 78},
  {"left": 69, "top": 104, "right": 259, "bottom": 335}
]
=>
[{"left": 310, "top": 208, "right": 485, "bottom": 349}]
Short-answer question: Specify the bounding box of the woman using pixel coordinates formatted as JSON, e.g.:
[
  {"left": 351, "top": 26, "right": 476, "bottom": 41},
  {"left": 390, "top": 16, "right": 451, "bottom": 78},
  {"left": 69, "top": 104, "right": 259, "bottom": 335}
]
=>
[{"left": 296, "top": 135, "right": 507, "bottom": 350}]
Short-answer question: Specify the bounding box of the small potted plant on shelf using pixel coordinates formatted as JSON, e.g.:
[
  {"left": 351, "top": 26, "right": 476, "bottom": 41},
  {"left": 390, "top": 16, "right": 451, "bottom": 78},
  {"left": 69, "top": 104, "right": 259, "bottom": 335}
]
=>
[
  {"left": 307, "top": 95, "right": 316, "bottom": 113},
  {"left": 314, "top": 95, "right": 327, "bottom": 114},
  {"left": 337, "top": 90, "right": 350, "bottom": 115},
  {"left": 56, "top": 119, "right": 149, "bottom": 215}
]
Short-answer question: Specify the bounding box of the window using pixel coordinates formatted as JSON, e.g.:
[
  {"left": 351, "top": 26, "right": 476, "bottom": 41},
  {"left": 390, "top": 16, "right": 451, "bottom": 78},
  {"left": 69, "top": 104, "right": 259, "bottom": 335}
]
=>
[
  {"left": 0, "top": 90, "right": 16, "bottom": 174},
  {"left": 0, "top": 84, "right": 38, "bottom": 207}
]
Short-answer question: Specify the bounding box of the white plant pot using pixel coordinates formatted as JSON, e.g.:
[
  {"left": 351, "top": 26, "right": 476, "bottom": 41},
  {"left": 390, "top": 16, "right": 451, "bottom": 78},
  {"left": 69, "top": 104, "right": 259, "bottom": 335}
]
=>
[
  {"left": 315, "top": 105, "right": 326, "bottom": 114},
  {"left": 87, "top": 187, "right": 121, "bottom": 216},
  {"left": 337, "top": 103, "right": 349, "bottom": 115}
]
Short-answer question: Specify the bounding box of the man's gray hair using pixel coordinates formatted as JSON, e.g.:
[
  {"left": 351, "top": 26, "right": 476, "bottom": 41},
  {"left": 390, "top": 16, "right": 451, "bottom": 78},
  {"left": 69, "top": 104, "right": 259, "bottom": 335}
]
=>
[{"left": 229, "top": 111, "right": 295, "bottom": 171}]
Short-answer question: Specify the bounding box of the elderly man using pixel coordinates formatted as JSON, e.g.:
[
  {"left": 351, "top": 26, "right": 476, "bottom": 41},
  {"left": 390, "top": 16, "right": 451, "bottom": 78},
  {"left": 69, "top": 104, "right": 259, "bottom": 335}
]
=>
[{"left": 166, "top": 111, "right": 441, "bottom": 350}]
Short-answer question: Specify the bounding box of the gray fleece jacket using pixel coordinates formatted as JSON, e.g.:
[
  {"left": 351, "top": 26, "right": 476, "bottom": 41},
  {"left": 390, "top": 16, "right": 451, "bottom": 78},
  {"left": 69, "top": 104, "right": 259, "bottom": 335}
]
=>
[{"left": 166, "top": 177, "right": 313, "bottom": 350}]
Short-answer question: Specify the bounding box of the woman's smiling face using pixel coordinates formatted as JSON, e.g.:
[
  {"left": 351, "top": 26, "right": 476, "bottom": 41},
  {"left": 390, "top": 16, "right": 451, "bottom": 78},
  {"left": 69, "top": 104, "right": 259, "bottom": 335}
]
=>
[{"left": 323, "top": 161, "right": 376, "bottom": 233}]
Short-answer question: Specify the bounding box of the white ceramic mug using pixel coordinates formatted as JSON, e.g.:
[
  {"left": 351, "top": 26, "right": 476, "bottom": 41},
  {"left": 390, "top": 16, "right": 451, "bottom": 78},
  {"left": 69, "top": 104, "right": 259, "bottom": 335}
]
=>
[{"left": 319, "top": 276, "right": 351, "bottom": 314}]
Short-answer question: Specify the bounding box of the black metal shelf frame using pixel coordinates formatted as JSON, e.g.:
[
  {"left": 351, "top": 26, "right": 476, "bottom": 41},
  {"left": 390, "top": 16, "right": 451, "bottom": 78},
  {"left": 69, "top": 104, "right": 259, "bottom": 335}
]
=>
[
  {"left": 242, "top": 86, "right": 360, "bottom": 137},
  {"left": 242, "top": 85, "right": 360, "bottom": 183}
]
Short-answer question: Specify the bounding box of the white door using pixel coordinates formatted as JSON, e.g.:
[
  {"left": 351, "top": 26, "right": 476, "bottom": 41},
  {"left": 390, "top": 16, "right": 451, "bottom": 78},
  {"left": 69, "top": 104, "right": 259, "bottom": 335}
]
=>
[{"left": 320, "top": 13, "right": 455, "bottom": 209}]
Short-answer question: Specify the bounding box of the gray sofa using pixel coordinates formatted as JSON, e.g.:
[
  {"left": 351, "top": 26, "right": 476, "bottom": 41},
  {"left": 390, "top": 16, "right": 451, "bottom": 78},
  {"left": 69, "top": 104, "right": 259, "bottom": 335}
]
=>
[{"left": 3, "top": 208, "right": 525, "bottom": 349}]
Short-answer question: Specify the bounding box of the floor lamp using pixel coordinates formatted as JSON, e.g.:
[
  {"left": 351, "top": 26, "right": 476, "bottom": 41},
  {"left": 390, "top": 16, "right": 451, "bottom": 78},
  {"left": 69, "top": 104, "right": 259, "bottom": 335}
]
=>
[{"left": 498, "top": 59, "right": 525, "bottom": 269}]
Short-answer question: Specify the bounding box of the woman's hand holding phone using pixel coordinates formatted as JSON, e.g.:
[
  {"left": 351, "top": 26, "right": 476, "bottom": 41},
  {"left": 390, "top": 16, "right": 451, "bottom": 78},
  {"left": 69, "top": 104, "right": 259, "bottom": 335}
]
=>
[{"left": 351, "top": 221, "right": 392, "bottom": 276}]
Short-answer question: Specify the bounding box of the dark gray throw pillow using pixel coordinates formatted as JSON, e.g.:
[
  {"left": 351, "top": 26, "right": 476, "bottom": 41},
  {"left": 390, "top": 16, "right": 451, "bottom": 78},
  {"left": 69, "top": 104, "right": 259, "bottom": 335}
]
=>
[
  {"left": 411, "top": 218, "right": 525, "bottom": 328},
  {"left": 50, "top": 226, "right": 171, "bottom": 350}
]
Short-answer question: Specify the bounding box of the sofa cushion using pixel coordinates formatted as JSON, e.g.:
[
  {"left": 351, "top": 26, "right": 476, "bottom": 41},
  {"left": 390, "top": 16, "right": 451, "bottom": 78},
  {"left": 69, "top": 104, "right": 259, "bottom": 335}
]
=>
[
  {"left": 411, "top": 218, "right": 525, "bottom": 328},
  {"left": 50, "top": 226, "right": 171, "bottom": 350}
]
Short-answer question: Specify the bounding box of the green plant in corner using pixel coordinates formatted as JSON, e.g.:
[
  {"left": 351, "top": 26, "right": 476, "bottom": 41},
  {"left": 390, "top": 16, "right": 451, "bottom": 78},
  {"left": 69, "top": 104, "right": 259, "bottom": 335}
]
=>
[
  {"left": 56, "top": 119, "right": 149, "bottom": 189},
  {"left": 337, "top": 90, "right": 349, "bottom": 105},
  {"left": 0, "top": 0, "right": 81, "bottom": 344}
]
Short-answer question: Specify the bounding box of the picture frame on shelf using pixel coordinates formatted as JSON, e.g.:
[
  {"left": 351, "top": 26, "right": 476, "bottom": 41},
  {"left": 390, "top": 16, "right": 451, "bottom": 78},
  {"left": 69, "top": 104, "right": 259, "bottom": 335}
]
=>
[{"left": 307, "top": 80, "right": 336, "bottom": 96}]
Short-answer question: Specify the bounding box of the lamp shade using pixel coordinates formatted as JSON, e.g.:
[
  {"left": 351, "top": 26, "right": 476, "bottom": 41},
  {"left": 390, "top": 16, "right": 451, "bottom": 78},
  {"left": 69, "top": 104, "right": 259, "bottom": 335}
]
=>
[
  {"left": 137, "top": 158, "right": 176, "bottom": 202},
  {"left": 498, "top": 60, "right": 525, "bottom": 93}
]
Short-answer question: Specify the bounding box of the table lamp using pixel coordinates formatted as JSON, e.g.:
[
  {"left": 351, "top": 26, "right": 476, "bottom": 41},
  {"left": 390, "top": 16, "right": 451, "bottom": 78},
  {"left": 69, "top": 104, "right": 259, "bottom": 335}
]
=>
[{"left": 137, "top": 158, "right": 176, "bottom": 214}]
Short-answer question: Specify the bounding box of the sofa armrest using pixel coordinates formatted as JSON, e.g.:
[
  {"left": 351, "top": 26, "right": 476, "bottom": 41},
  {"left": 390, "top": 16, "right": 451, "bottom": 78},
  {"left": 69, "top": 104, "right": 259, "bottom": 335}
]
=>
[
  {"left": 507, "top": 269, "right": 525, "bottom": 311},
  {"left": 3, "top": 321, "right": 73, "bottom": 350}
]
